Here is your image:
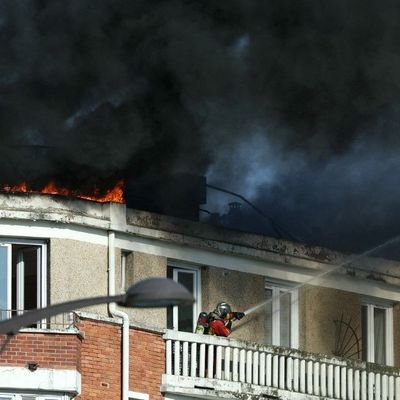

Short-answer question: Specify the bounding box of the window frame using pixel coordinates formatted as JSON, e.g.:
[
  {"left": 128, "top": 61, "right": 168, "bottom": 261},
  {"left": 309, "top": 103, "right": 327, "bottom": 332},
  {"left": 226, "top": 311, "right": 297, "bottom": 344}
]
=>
[
  {"left": 168, "top": 261, "right": 201, "bottom": 332},
  {"left": 128, "top": 391, "right": 149, "bottom": 400},
  {"left": 0, "top": 239, "right": 47, "bottom": 326},
  {"left": 0, "top": 243, "right": 12, "bottom": 320},
  {"left": 120, "top": 250, "right": 128, "bottom": 291},
  {"left": 361, "top": 300, "right": 394, "bottom": 366},
  {"left": 265, "top": 280, "right": 299, "bottom": 348}
]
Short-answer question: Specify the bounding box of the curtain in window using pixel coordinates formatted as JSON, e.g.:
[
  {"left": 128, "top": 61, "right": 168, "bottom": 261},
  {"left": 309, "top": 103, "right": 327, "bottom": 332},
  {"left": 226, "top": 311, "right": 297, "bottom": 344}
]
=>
[
  {"left": 280, "top": 291, "right": 291, "bottom": 348},
  {"left": 374, "top": 307, "right": 386, "bottom": 365}
]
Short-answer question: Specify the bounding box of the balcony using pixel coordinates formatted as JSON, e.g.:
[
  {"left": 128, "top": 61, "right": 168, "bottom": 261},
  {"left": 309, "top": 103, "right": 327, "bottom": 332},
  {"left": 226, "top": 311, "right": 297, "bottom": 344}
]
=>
[
  {"left": 0, "top": 310, "right": 77, "bottom": 331},
  {"left": 162, "top": 330, "right": 400, "bottom": 400}
]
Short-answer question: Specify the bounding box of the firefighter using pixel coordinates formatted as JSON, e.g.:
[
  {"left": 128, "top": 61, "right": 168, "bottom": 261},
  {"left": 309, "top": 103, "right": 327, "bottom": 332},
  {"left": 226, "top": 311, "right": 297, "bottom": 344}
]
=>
[{"left": 208, "top": 302, "right": 245, "bottom": 337}]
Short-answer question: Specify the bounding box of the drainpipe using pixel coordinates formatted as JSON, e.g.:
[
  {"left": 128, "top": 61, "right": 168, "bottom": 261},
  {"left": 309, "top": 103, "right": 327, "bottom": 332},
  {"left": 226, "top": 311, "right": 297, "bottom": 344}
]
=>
[{"left": 108, "top": 230, "right": 130, "bottom": 400}]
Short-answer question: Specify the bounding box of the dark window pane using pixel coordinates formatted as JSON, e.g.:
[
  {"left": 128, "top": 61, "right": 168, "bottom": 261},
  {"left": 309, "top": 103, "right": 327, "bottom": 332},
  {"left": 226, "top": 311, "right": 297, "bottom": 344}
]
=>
[
  {"left": 374, "top": 307, "right": 386, "bottom": 365},
  {"left": 361, "top": 305, "right": 368, "bottom": 361},
  {"left": 23, "top": 247, "right": 38, "bottom": 311},
  {"left": 166, "top": 266, "right": 173, "bottom": 329},
  {"left": 178, "top": 271, "right": 194, "bottom": 294},
  {"left": 177, "top": 272, "right": 194, "bottom": 332},
  {"left": 12, "top": 245, "right": 38, "bottom": 313}
]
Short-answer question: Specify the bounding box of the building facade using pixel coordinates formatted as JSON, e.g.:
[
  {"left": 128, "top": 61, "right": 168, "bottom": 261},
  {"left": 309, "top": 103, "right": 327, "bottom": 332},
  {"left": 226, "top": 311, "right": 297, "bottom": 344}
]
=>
[{"left": 0, "top": 193, "right": 399, "bottom": 399}]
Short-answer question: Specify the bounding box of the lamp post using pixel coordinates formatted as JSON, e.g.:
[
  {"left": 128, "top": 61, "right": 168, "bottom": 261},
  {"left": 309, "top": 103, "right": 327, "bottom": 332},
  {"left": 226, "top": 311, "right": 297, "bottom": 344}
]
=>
[{"left": 0, "top": 277, "right": 194, "bottom": 335}]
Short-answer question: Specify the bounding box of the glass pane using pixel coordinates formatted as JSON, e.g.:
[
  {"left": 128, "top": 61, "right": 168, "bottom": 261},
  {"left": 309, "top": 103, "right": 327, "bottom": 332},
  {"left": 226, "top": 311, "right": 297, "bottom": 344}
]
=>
[
  {"left": 11, "top": 245, "right": 39, "bottom": 323},
  {"left": 265, "top": 288, "right": 272, "bottom": 344},
  {"left": 0, "top": 246, "right": 9, "bottom": 320},
  {"left": 280, "top": 290, "right": 291, "bottom": 348},
  {"left": 11, "top": 250, "right": 17, "bottom": 314},
  {"left": 374, "top": 307, "right": 386, "bottom": 364},
  {"left": 177, "top": 272, "right": 194, "bottom": 332},
  {"left": 361, "top": 305, "right": 368, "bottom": 361},
  {"left": 166, "top": 266, "right": 173, "bottom": 329},
  {"left": 23, "top": 247, "right": 38, "bottom": 310}
]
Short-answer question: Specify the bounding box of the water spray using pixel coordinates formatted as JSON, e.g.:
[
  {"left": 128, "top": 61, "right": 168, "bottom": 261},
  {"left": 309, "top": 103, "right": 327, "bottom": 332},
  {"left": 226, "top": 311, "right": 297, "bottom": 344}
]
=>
[{"left": 242, "top": 235, "right": 400, "bottom": 318}]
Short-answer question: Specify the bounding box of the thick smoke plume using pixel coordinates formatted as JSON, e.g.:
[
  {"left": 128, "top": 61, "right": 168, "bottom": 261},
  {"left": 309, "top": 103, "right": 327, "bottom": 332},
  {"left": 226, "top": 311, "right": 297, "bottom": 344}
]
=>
[{"left": 1, "top": 1, "right": 400, "bottom": 251}]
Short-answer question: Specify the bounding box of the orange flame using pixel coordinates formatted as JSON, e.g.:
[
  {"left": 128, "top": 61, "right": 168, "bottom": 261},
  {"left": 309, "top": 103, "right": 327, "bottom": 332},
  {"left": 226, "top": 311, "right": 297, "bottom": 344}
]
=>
[{"left": 2, "top": 180, "right": 125, "bottom": 203}]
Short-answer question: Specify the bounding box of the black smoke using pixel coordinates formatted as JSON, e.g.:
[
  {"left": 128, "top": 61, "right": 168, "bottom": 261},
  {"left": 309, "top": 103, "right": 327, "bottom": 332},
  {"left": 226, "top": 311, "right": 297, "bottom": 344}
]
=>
[{"left": 1, "top": 1, "right": 400, "bottom": 251}]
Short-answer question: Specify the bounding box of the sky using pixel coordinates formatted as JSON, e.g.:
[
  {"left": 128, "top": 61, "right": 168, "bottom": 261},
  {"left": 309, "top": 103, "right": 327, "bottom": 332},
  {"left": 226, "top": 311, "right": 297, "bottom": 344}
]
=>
[{"left": 1, "top": 1, "right": 400, "bottom": 253}]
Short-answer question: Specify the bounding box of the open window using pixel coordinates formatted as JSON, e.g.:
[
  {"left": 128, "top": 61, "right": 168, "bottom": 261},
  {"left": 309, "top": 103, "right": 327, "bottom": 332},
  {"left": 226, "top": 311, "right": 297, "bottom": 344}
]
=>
[
  {"left": 0, "top": 241, "right": 47, "bottom": 323},
  {"left": 167, "top": 263, "right": 201, "bottom": 332},
  {"left": 265, "top": 281, "right": 299, "bottom": 348},
  {"left": 362, "top": 301, "right": 393, "bottom": 366}
]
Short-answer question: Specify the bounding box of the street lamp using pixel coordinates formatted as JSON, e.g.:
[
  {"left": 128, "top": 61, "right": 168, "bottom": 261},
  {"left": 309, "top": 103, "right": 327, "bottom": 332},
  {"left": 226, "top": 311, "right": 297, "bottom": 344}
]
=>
[{"left": 0, "top": 277, "right": 194, "bottom": 335}]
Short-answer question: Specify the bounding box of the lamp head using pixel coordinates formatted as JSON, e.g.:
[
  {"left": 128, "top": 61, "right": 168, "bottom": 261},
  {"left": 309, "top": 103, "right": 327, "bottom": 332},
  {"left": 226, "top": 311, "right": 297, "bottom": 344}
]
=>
[{"left": 118, "top": 277, "right": 194, "bottom": 308}]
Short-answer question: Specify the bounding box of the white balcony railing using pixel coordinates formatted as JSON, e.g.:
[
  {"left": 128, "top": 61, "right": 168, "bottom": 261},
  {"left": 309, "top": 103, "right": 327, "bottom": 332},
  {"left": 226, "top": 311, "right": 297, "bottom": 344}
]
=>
[
  {"left": 163, "top": 330, "right": 400, "bottom": 400},
  {"left": 0, "top": 309, "right": 76, "bottom": 330}
]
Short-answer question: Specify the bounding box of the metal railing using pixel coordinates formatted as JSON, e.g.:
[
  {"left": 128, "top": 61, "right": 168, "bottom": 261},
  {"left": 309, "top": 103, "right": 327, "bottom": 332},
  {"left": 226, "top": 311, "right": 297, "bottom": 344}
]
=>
[
  {"left": 0, "top": 309, "right": 76, "bottom": 331},
  {"left": 164, "top": 330, "right": 400, "bottom": 400}
]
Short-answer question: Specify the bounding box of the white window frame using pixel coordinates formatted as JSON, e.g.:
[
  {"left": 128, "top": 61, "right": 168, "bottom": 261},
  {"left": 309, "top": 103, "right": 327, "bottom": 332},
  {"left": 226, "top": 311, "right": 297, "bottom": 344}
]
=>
[
  {"left": 362, "top": 300, "right": 394, "bottom": 366},
  {"left": 0, "top": 239, "right": 47, "bottom": 326},
  {"left": 265, "top": 281, "right": 299, "bottom": 348},
  {"left": 168, "top": 261, "right": 201, "bottom": 332},
  {"left": 0, "top": 244, "right": 12, "bottom": 320},
  {"left": 128, "top": 391, "right": 149, "bottom": 400}
]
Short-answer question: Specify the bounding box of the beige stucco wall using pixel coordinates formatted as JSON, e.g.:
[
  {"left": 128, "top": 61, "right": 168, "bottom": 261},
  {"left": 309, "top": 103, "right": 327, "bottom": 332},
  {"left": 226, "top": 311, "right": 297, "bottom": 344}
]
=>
[
  {"left": 300, "top": 285, "right": 361, "bottom": 359},
  {"left": 49, "top": 238, "right": 108, "bottom": 314},
  {"left": 115, "top": 250, "right": 167, "bottom": 330},
  {"left": 201, "top": 266, "right": 265, "bottom": 343},
  {"left": 50, "top": 241, "right": 167, "bottom": 328}
]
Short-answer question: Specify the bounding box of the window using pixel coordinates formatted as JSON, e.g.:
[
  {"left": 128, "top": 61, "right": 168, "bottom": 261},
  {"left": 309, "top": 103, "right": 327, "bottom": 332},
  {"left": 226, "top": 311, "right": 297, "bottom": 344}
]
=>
[
  {"left": 128, "top": 391, "right": 149, "bottom": 400},
  {"left": 0, "top": 240, "right": 46, "bottom": 322},
  {"left": 120, "top": 251, "right": 133, "bottom": 291},
  {"left": 362, "top": 301, "right": 393, "bottom": 365},
  {"left": 265, "top": 281, "right": 298, "bottom": 348},
  {"left": 167, "top": 263, "right": 201, "bottom": 332}
]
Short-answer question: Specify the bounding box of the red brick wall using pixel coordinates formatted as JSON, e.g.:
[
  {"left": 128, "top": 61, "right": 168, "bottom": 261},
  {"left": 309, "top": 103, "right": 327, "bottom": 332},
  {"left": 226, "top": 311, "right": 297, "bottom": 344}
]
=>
[
  {"left": 0, "top": 332, "right": 81, "bottom": 370},
  {"left": 130, "top": 329, "right": 165, "bottom": 400},
  {"left": 76, "top": 317, "right": 165, "bottom": 400},
  {"left": 0, "top": 318, "right": 166, "bottom": 400},
  {"left": 76, "top": 318, "right": 122, "bottom": 400}
]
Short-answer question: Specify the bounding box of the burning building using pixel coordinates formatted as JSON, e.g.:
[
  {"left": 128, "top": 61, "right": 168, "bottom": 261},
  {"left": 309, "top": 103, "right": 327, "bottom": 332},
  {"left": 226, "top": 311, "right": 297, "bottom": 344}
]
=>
[
  {"left": 0, "top": 189, "right": 399, "bottom": 400},
  {"left": 1, "top": 1, "right": 400, "bottom": 399}
]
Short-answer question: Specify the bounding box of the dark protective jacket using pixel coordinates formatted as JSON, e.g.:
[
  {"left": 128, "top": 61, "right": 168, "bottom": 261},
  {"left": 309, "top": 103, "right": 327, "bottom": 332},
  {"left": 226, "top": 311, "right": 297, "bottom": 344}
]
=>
[
  {"left": 196, "top": 310, "right": 245, "bottom": 337},
  {"left": 208, "top": 317, "right": 231, "bottom": 337}
]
